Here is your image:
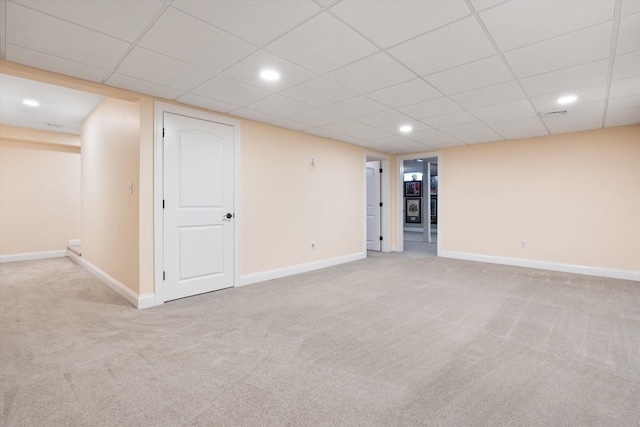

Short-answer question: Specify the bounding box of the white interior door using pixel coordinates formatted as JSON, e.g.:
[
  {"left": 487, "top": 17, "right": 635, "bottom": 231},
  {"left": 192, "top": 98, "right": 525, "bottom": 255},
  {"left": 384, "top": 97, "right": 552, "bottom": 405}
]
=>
[
  {"left": 163, "top": 113, "right": 234, "bottom": 301},
  {"left": 366, "top": 161, "right": 381, "bottom": 251}
]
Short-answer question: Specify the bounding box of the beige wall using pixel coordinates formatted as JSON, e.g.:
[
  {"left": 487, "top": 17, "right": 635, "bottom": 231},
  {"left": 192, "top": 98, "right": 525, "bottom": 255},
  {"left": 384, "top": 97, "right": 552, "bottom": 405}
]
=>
[
  {"left": 439, "top": 125, "right": 640, "bottom": 272},
  {"left": 241, "top": 120, "right": 366, "bottom": 275},
  {"left": 81, "top": 98, "right": 141, "bottom": 292},
  {"left": 0, "top": 125, "right": 81, "bottom": 255}
]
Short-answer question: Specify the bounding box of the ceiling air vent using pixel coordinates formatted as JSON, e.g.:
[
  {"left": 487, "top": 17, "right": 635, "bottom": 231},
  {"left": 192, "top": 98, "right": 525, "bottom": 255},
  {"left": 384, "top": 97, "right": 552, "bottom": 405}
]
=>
[{"left": 540, "top": 110, "right": 568, "bottom": 118}]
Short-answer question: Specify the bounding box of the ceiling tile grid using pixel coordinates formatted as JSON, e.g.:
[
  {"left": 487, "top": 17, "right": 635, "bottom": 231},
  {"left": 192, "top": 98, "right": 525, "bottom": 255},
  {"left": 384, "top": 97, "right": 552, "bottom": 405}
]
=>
[{"left": 2, "top": 0, "right": 638, "bottom": 154}]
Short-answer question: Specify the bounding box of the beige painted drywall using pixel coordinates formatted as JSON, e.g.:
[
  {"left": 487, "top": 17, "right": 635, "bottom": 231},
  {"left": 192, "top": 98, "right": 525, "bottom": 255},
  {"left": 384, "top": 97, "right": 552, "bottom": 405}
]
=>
[
  {"left": 439, "top": 125, "right": 640, "bottom": 272},
  {"left": 0, "top": 125, "right": 81, "bottom": 255},
  {"left": 81, "top": 97, "right": 141, "bottom": 292},
  {"left": 241, "top": 121, "right": 366, "bottom": 275}
]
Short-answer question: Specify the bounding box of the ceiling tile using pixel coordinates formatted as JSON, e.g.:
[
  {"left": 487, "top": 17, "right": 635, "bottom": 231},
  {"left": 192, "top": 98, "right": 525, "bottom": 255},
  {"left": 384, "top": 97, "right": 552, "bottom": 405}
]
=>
[
  {"left": 482, "top": 112, "right": 542, "bottom": 129},
  {"left": 221, "top": 50, "right": 317, "bottom": 92},
  {"left": 469, "top": 1, "right": 506, "bottom": 12},
  {"left": 520, "top": 59, "right": 610, "bottom": 97},
  {"left": 422, "top": 111, "right": 477, "bottom": 128},
  {"left": 398, "top": 97, "right": 461, "bottom": 120},
  {"left": 505, "top": 22, "right": 613, "bottom": 78},
  {"left": 229, "top": 107, "right": 280, "bottom": 123},
  {"left": 106, "top": 73, "right": 184, "bottom": 100},
  {"left": 408, "top": 129, "right": 463, "bottom": 147},
  {"left": 494, "top": 124, "right": 549, "bottom": 140},
  {"left": 115, "top": 47, "right": 213, "bottom": 91},
  {"left": 612, "top": 52, "right": 640, "bottom": 81},
  {"left": 451, "top": 81, "right": 526, "bottom": 109},
  {"left": 355, "top": 109, "right": 416, "bottom": 128},
  {"left": 14, "top": 0, "right": 164, "bottom": 42},
  {"left": 546, "top": 114, "right": 604, "bottom": 134},
  {"left": 456, "top": 131, "right": 503, "bottom": 144},
  {"left": 470, "top": 99, "right": 535, "bottom": 120},
  {"left": 349, "top": 127, "right": 394, "bottom": 140},
  {"left": 280, "top": 77, "right": 358, "bottom": 107},
  {"left": 479, "top": 0, "right": 614, "bottom": 52},
  {"left": 609, "top": 76, "right": 640, "bottom": 98},
  {"left": 245, "top": 95, "right": 313, "bottom": 118},
  {"left": 439, "top": 120, "right": 494, "bottom": 136},
  {"left": 320, "top": 120, "right": 372, "bottom": 135},
  {"left": 6, "top": 2, "right": 130, "bottom": 70},
  {"left": 367, "top": 79, "right": 442, "bottom": 108},
  {"left": 325, "top": 52, "right": 415, "bottom": 94},
  {"left": 5, "top": 44, "right": 108, "bottom": 82},
  {"left": 286, "top": 109, "right": 343, "bottom": 127},
  {"left": 172, "top": 0, "right": 320, "bottom": 46},
  {"left": 330, "top": 0, "right": 470, "bottom": 48},
  {"left": 138, "top": 8, "right": 255, "bottom": 73},
  {"left": 616, "top": 12, "right": 640, "bottom": 55},
  {"left": 621, "top": 0, "right": 640, "bottom": 16},
  {"left": 370, "top": 137, "right": 431, "bottom": 153},
  {"left": 303, "top": 128, "right": 342, "bottom": 140},
  {"left": 531, "top": 84, "right": 607, "bottom": 112},
  {"left": 388, "top": 16, "right": 496, "bottom": 76},
  {"left": 265, "top": 13, "right": 377, "bottom": 74},
  {"left": 190, "top": 75, "right": 270, "bottom": 107},
  {"left": 175, "top": 93, "right": 239, "bottom": 114},
  {"left": 608, "top": 94, "right": 640, "bottom": 111},
  {"left": 425, "top": 55, "right": 513, "bottom": 95},
  {"left": 322, "top": 96, "right": 388, "bottom": 119},
  {"left": 270, "top": 118, "right": 312, "bottom": 131},
  {"left": 605, "top": 108, "right": 640, "bottom": 127}
]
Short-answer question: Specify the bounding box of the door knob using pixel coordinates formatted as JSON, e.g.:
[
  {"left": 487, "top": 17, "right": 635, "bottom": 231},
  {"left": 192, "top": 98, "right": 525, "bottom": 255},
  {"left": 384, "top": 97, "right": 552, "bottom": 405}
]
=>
[{"left": 225, "top": 213, "right": 233, "bottom": 219}]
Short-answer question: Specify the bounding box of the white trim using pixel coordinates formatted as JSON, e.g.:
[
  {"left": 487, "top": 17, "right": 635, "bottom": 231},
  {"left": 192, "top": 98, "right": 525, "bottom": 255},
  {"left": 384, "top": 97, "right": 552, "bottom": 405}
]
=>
[
  {"left": 239, "top": 252, "right": 366, "bottom": 287},
  {"left": 66, "top": 250, "right": 155, "bottom": 308},
  {"left": 68, "top": 239, "right": 81, "bottom": 247},
  {"left": 153, "top": 102, "right": 241, "bottom": 306},
  {"left": 137, "top": 293, "right": 156, "bottom": 309},
  {"left": 365, "top": 152, "right": 391, "bottom": 253},
  {"left": 441, "top": 250, "right": 640, "bottom": 281},
  {"left": 0, "top": 250, "right": 66, "bottom": 263},
  {"left": 396, "top": 151, "right": 442, "bottom": 256},
  {"left": 405, "top": 227, "right": 424, "bottom": 232}
]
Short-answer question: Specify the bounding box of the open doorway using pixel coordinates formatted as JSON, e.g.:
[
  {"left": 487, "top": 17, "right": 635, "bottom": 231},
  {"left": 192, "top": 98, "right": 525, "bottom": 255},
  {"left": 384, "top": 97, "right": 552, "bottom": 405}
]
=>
[
  {"left": 396, "top": 151, "right": 441, "bottom": 256},
  {"left": 365, "top": 152, "right": 391, "bottom": 254}
]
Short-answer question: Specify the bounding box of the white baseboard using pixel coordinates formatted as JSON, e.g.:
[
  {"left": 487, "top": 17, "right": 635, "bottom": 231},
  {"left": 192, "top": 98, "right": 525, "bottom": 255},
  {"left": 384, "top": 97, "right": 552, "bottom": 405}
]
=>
[
  {"left": 0, "top": 250, "right": 67, "bottom": 263},
  {"left": 440, "top": 250, "right": 640, "bottom": 282},
  {"left": 137, "top": 293, "right": 156, "bottom": 309},
  {"left": 68, "top": 239, "right": 81, "bottom": 247},
  {"left": 239, "top": 252, "right": 366, "bottom": 287},
  {"left": 66, "top": 250, "right": 154, "bottom": 308}
]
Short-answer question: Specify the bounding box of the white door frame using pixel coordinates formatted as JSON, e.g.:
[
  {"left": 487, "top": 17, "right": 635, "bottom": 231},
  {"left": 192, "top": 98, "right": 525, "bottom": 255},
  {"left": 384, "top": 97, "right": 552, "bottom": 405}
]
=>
[
  {"left": 153, "top": 102, "right": 241, "bottom": 306},
  {"left": 365, "top": 152, "right": 391, "bottom": 253},
  {"left": 396, "top": 151, "right": 441, "bottom": 254}
]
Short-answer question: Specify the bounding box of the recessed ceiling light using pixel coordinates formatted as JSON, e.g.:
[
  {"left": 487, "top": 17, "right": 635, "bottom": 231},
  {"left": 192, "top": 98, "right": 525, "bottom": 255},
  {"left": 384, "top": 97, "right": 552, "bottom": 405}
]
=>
[
  {"left": 399, "top": 125, "right": 413, "bottom": 133},
  {"left": 23, "top": 99, "right": 39, "bottom": 107},
  {"left": 416, "top": 159, "right": 424, "bottom": 162},
  {"left": 260, "top": 70, "right": 280, "bottom": 81},
  {"left": 557, "top": 95, "right": 577, "bottom": 105}
]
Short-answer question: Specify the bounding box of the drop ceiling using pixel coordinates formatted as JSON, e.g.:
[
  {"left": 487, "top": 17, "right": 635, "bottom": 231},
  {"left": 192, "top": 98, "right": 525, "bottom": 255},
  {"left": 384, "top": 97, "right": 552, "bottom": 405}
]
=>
[{"left": 1, "top": 0, "right": 638, "bottom": 153}]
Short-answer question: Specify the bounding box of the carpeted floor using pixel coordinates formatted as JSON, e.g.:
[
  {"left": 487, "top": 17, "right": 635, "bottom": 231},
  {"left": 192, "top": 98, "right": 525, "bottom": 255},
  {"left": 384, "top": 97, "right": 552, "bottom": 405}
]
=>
[{"left": 1, "top": 253, "right": 639, "bottom": 426}]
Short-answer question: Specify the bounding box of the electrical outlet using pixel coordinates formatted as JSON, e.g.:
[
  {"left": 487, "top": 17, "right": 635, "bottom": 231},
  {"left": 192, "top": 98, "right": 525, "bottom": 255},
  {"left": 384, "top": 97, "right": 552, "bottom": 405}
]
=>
[
  {"left": 520, "top": 240, "right": 526, "bottom": 248},
  {"left": 311, "top": 241, "right": 317, "bottom": 250}
]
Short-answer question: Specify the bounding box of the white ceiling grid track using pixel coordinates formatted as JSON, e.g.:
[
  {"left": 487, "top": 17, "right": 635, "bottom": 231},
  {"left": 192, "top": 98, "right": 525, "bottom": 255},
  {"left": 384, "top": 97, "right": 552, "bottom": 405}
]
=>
[{"left": 1, "top": 0, "right": 638, "bottom": 152}]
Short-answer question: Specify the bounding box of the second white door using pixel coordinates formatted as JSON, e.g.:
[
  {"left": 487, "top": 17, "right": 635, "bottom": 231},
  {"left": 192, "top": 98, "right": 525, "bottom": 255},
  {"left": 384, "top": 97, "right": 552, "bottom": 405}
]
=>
[
  {"left": 163, "top": 113, "right": 235, "bottom": 302},
  {"left": 366, "top": 161, "right": 381, "bottom": 251}
]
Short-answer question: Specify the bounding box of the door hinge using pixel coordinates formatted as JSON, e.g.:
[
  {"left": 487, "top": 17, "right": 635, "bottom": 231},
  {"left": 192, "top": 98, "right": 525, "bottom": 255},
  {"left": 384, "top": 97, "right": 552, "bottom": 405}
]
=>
[
  {"left": 163, "top": 271, "right": 166, "bottom": 280},
  {"left": 379, "top": 202, "right": 383, "bottom": 207},
  {"left": 163, "top": 199, "right": 165, "bottom": 209},
  {"left": 380, "top": 236, "right": 383, "bottom": 241},
  {"left": 162, "top": 128, "right": 165, "bottom": 137},
  {"left": 379, "top": 168, "right": 383, "bottom": 173}
]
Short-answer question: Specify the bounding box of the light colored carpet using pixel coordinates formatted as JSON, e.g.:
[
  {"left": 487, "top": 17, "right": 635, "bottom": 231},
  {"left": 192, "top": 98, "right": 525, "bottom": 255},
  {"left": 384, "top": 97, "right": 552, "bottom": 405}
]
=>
[{"left": 1, "top": 254, "right": 639, "bottom": 426}]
